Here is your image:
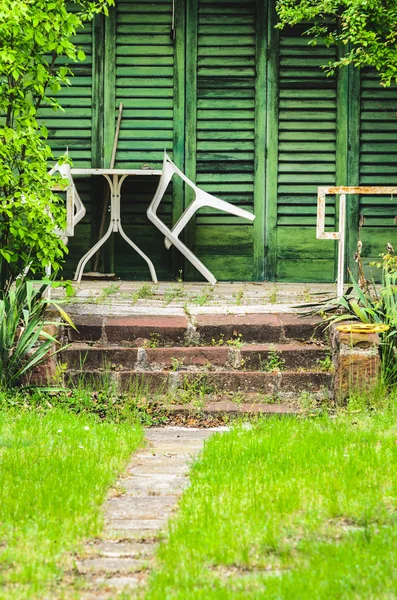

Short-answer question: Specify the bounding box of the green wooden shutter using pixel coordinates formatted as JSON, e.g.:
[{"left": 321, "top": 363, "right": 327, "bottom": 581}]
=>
[
  {"left": 112, "top": 0, "right": 177, "bottom": 279},
  {"left": 41, "top": 27, "right": 93, "bottom": 167},
  {"left": 187, "top": 0, "right": 257, "bottom": 281},
  {"left": 275, "top": 25, "right": 338, "bottom": 282},
  {"left": 41, "top": 22, "right": 95, "bottom": 277},
  {"left": 359, "top": 70, "right": 397, "bottom": 265}
]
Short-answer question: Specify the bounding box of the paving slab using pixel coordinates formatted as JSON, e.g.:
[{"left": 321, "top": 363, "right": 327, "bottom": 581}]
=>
[
  {"left": 86, "top": 541, "right": 153, "bottom": 558},
  {"left": 77, "top": 557, "right": 147, "bottom": 574},
  {"left": 119, "top": 476, "right": 189, "bottom": 497}
]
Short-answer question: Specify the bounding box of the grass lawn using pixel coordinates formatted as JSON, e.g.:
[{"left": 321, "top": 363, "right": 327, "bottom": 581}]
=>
[
  {"left": 0, "top": 408, "right": 142, "bottom": 600},
  {"left": 146, "top": 409, "right": 397, "bottom": 599}
]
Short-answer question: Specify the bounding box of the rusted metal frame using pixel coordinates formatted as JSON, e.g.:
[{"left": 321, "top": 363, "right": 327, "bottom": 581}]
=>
[{"left": 317, "top": 186, "right": 397, "bottom": 298}]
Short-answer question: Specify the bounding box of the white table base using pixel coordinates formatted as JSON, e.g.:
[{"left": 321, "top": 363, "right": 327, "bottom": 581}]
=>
[{"left": 72, "top": 170, "right": 160, "bottom": 283}]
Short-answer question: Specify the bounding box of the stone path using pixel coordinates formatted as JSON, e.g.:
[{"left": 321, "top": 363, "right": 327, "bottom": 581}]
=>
[{"left": 76, "top": 427, "right": 223, "bottom": 599}]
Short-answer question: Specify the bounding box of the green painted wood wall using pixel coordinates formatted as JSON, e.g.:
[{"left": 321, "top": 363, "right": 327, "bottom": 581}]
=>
[
  {"left": 43, "top": 0, "right": 397, "bottom": 282},
  {"left": 359, "top": 70, "right": 397, "bottom": 273}
]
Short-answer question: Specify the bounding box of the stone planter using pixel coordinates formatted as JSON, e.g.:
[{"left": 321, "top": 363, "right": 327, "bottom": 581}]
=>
[{"left": 330, "top": 323, "right": 381, "bottom": 401}]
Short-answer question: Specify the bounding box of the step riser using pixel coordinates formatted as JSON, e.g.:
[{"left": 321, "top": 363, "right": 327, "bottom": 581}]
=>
[
  {"left": 60, "top": 345, "right": 329, "bottom": 372},
  {"left": 162, "top": 403, "right": 300, "bottom": 418},
  {"left": 65, "top": 315, "right": 326, "bottom": 346},
  {"left": 65, "top": 370, "right": 332, "bottom": 399}
]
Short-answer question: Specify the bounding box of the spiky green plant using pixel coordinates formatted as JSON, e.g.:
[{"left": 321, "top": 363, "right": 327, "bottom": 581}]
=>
[
  {"left": 302, "top": 268, "right": 397, "bottom": 387},
  {"left": 0, "top": 280, "right": 72, "bottom": 389}
]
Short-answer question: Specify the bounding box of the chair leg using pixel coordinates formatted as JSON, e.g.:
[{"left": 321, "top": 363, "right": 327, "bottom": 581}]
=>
[
  {"left": 164, "top": 198, "right": 255, "bottom": 250},
  {"left": 148, "top": 216, "right": 216, "bottom": 285}
]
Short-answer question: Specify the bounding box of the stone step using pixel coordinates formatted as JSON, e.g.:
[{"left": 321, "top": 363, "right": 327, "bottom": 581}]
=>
[
  {"left": 65, "top": 369, "right": 332, "bottom": 398},
  {"left": 64, "top": 313, "right": 325, "bottom": 346},
  {"left": 163, "top": 401, "right": 300, "bottom": 417},
  {"left": 60, "top": 342, "right": 329, "bottom": 371}
]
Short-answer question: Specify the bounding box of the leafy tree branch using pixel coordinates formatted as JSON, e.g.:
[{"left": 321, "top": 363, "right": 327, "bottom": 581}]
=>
[
  {"left": 0, "top": 0, "right": 113, "bottom": 291},
  {"left": 276, "top": 0, "right": 397, "bottom": 86}
]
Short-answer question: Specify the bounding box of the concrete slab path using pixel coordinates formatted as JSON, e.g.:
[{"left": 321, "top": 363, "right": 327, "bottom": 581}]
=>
[{"left": 76, "top": 426, "right": 225, "bottom": 599}]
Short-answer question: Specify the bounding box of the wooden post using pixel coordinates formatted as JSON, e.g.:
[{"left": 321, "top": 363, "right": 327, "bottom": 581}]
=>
[
  {"left": 103, "top": 4, "right": 116, "bottom": 274},
  {"left": 253, "top": 0, "right": 267, "bottom": 281},
  {"left": 265, "top": 1, "right": 279, "bottom": 281}
]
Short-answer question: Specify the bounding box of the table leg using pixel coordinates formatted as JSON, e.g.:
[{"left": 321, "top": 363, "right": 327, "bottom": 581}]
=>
[
  {"left": 74, "top": 221, "right": 113, "bottom": 282},
  {"left": 74, "top": 173, "right": 115, "bottom": 282},
  {"left": 73, "top": 173, "right": 158, "bottom": 283},
  {"left": 116, "top": 174, "right": 158, "bottom": 283},
  {"left": 118, "top": 222, "right": 158, "bottom": 283}
]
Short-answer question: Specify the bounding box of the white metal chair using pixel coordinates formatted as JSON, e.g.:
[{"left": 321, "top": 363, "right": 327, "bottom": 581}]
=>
[
  {"left": 147, "top": 152, "right": 255, "bottom": 284},
  {"left": 49, "top": 159, "right": 86, "bottom": 242}
]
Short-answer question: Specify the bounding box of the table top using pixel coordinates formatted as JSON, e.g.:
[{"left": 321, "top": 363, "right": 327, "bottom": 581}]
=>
[{"left": 70, "top": 168, "right": 162, "bottom": 176}]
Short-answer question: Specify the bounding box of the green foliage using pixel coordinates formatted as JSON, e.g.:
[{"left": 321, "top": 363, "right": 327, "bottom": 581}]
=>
[
  {"left": 317, "top": 354, "right": 333, "bottom": 372},
  {"left": 371, "top": 249, "right": 397, "bottom": 273},
  {"left": 260, "top": 347, "right": 286, "bottom": 372},
  {"left": 191, "top": 286, "right": 214, "bottom": 306},
  {"left": 0, "top": 378, "right": 168, "bottom": 426},
  {"left": 174, "top": 374, "right": 216, "bottom": 407},
  {"left": 146, "top": 408, "right": 397, "bottom": 598},
  {"left": 144, "top": 333, "right": 161, "bottom": 349},
  {"left": 0, "top": 408, "right": 141, "bottom": 599},
  {"left": 276, "top": 0, "right": 397, "bottom": 86},
  {"left": 0, "top": 280, "right": 72, "bottom": 390},
  {"left": 0, "top": 0, "right": 113, "bottom": 289},
  {"left": 131, "top": 282, "right": 155, "bottom": 304},
  {"left": 309, "top": 267, "right": 397, "bottom": 386}
]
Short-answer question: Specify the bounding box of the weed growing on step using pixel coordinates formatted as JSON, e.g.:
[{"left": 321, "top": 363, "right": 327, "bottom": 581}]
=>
[
  {"left": 211, "top": 332, "right": 244, "bottom": 349},
  {"left": 227, "top": 390, "right": 245, "bottom": 405},
  {"left": 211, "top": 334, "right": 225, "bottom": 347},
  {"left": 302, "top": 286, "right": 313, "bottom": 303},
  {"left": 163, "top": 285, "right": 185, "bottom": 305},
  {"left": 131, "top": 283, "right": 155, "bottom": 304},
  {"left": 259, "top": 348, "right": 286, "bottom": 372},
  {"left": 171, "top": 357, "right": 185, "bottom": 372},
  {"left": 226, "top": 334, "right": 244, "bottom": 349},
  {"left": 94, "top": 283, "right": 120, "bottom": 304},
  {"left": 173, "top": 374, "right": 217, "bottom": 406},
  {"left": 268, "top": 284, "right": 278, "bottom": 304},
  {"left": 298, "top": 389, "right": 318, "bottom": 410},
  {"left": 191, "top": 287, "right": 214, "bottom": 306},
  {"left": 318, "top": 354, "right": 334, "bottom": 372},
  {"left": 234, "top": 288, "right": 244, "bottom": 306},
  {"left": 7, "top": 371, "right": 168, "bottom": 426},
  {"left": 143, "top": 333, "right": 161, "bottom": 349}
]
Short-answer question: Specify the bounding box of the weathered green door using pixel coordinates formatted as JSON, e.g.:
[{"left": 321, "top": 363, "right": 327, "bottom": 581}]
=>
[
  {"left": 182, "top": 1, "right": 341, "bottom": 282},
  {"left": 183, "top": 0, "right": 261, "bottom": 281},
  {"left": 44, "top": 0, "right": 397, "bottom": 282}
]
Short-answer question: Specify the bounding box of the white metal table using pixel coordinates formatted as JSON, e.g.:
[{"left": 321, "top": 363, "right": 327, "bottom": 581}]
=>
[{"left": 71, "top": 168, "right": 162, "bottom": 283}]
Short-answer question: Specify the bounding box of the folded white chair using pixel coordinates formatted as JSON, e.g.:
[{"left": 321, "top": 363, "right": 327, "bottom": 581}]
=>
[
  {"left": 147, "top": 152, "right": 255, "bottom": 284},
  {"left": 49, "top": 158, "right": 86, "bottom": 242}
]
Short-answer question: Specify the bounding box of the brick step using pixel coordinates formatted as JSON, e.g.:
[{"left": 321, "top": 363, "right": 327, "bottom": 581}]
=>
[
  {"left": 61, "top": 343, "right": 330, "bottom": 372},
  {"left": 163, "top": 401, "right": 300, "bottom": 418},
  {"left": 65, "top": 313, "right": 325, "bottom": 346},
  {"left": 65, "top": 369, "right": 333, "bottom": 399}
]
